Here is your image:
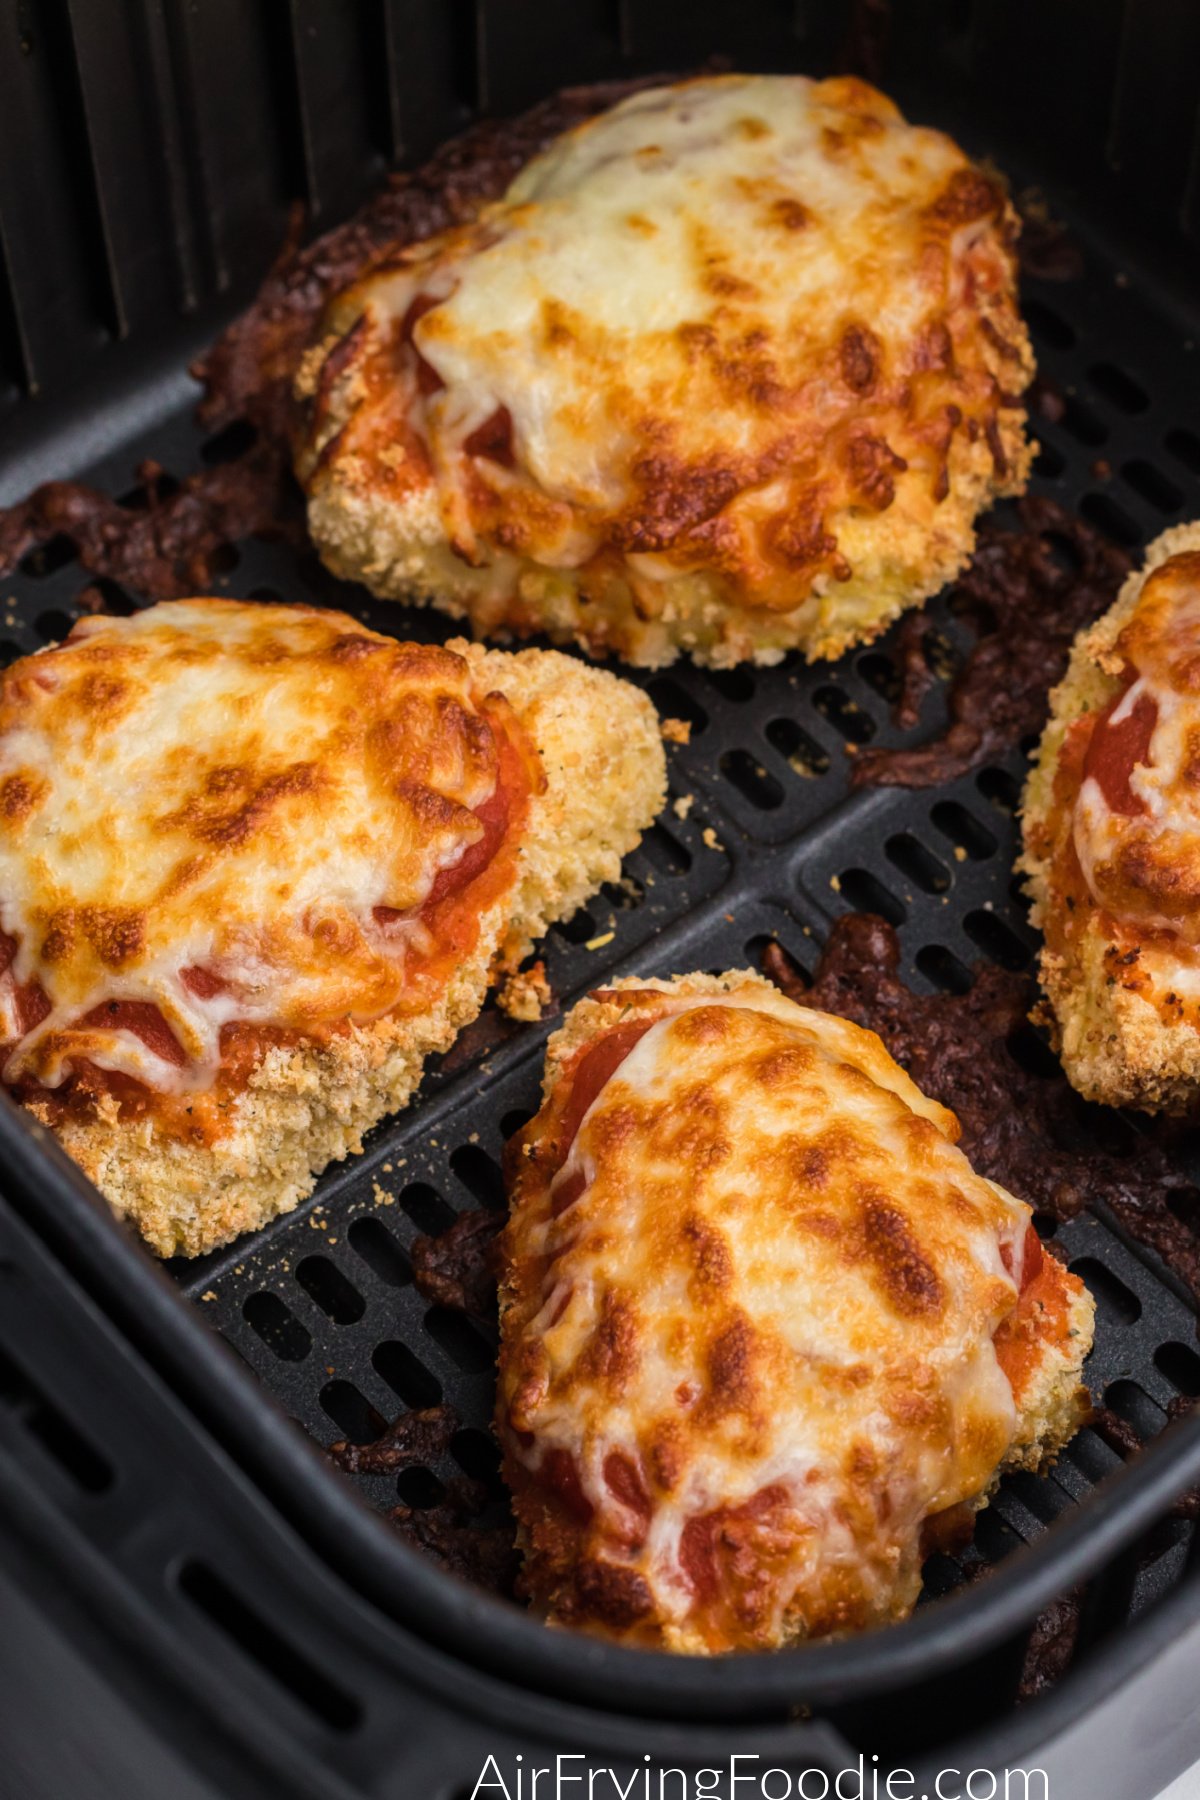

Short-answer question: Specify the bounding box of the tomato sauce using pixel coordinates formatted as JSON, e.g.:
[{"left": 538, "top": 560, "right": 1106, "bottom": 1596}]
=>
[
  {"left": 400, "top": 292, "right": 445, "bottom": 397},
  {"left": 463, "top": 405, "right": 515, "bottom": 469},
  {"left": 1081, "top": 678, "right": 1157, "bottom": 816}
]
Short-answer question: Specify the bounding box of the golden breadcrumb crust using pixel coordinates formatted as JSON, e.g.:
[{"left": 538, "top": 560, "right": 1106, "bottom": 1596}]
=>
[
  {"left": 29, "top": 642, "right": 665, "bottom": 1257},
  {"left": 1021, "top": 523, "right": 1200, "bottom": 1113},
  {"left": 500, "top": 971, "right": 1092, "bottom": 1650},
  {"left": 297, "top": 75, "right": 1034, "bottom": 670}
]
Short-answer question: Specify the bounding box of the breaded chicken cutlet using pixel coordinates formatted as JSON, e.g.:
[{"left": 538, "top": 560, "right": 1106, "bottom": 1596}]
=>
[
  {"left": 1022, "top": 523, "right": 1200, "bottom": 1113},
  {"left": 0, "top": 600, "right": 665, "bottom": 1255},
  {"left": 498, "top": 971, "right": 1093, "bottom": 1651},
  {"left": 295, "top": 73, "right": 1034, "bottom": 670}
]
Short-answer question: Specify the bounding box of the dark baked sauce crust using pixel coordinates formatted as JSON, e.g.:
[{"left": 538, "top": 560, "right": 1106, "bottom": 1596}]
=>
[{"left": 852, "top": 497, "right": 1129, "bottom": 790}]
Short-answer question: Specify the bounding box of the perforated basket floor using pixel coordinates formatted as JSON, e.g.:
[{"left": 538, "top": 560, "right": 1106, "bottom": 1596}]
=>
[{"left": 5, "top": 194, "right": 1200, "bottom": 1638}]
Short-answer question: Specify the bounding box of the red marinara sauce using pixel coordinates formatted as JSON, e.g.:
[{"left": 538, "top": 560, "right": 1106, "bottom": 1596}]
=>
[{"left": 1080, "top": 677, "right": 1157, "bottom": 817}]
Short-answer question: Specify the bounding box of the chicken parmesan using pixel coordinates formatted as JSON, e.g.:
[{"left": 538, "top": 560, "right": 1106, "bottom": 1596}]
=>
[
  {"left": 498, "top": 971, "right": 1093, "bottom": 1651},
  {"left": 1023, "top": 523, "right": 1200, "bottom": 1112},
  {"left": 0, "top": 600, "right": 665, "bottom": 1255},
  {"left": 295, "top": 73, "right": 1034, "bottom": 670}
]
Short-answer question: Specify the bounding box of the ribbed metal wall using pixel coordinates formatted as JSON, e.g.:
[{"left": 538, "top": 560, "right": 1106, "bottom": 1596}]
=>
[{"left": 0, "top": 0, "right": 1196, "bottom": 409}]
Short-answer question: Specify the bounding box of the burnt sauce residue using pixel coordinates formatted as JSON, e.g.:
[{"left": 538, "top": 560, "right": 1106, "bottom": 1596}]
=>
[
  {"left": 852, "top": 497, "right": 1130, "bottom": 790},
  {"left": 326, "top": 1400, "right": 520, "bottom": 1595}
]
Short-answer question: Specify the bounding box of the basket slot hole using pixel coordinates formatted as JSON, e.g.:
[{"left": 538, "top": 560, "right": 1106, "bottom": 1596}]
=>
[
  {"left": 1006, "top": 1023, "right": 1061, "bottom": 1080},
  {"left": 930, "top": 800, "right": 997, "bottom": 860},
  {"left": 201, "top": 419, "right": 258, "bottom": 464},
  {"left": 347, "top": 1217, "right": 412, "bottom": 1288},
  {"left": 720, "top": 749, "right": 784, "bottom": 811},
  {"left": 248, "top": 586, "right": 286, "bottom": 604},
  {"left": 1104, "top": 1379, "right": 1166, "bottom": 1439},
  {"left": 177, "top": 1561, "right": 359, "bottom": 1730},
  {"left": 972, "top": 1505, "right": 1023, "bottom": 1562},
  {"left": 1088, "top": 362, "right": 1149, "bottom": 415},
  {"left": 702, "top": 666, "right": 755, "bottom": 703},
  {"left": 639, "top": 823, "right": 691, "bottom": 877},
  {"left": 1004, "top": 1469, "right": 1071, "bottom": 1526},
  {"left": 1032, "top": 1211, "right": 1059, "bottom": 1240},
  {"left": 1121, "top": 459, "right": 1182, "bottom": 515},
  {"left": 452, "top": 1426, "right": 503, "bottom": 1488},
  {"left": 424, "top": 1305, "right": 494, "bottom": 1373},
  {"left": 81, "top": 576, "right": 140, "bottom": 616},
  {"left": 555, "top": 904, "right": 598, "bottom": 944},
  {"left": 856, "top": 650, "right": 901, "bottom": 704},
  {"left": 1060, "top": 1091, "right": 1137, "bottom": 1158},
  {"left": 962, "top": 910, "right": 1030, "bottom": 970},
  {"left": 603, "top": 875, "right": 645, "bottom": 911},
  {"left": 646, "top": 676, "right": 708, "bottom": 737},
  {"left": 1069, "top": 1258, "right": 1141, "bottom": 1327},
  {"left": 1060, "top": 395, "right": 1108, "bottom": 448},
  {"left": 836, "top": 869, "right": 906, "bottom": 926},
  {"left": 294, "top": 1256, "right": 364, "bottom": 1325},
  {"left": 1061, "top": 1427, "right": 1121, "bottom": 1482},
  {"left": 885, "top": 833, "right": 950, "bottom": 895},
  {"left": 18, "top": 534, "right": 76, "bottom": 578},
  {"left": 35, "top": 607, "right": 76, "bottom": 644},
  {"left": 975, "top": 766, "right": 1021, "bottom": 814},
  {"left": 1080, "top": 492, "right": 1142, "bottom": 548},
  {"left": 0, "top": 642, "right": 22, "bottom": 670},
  {"left": 766, "top": 717, "right": 830, "bottom": 778},
  {"left": 319, "top": 1379, "right": 386, "bottom": 1445},
  {"left": 1032, "top": 437, "right": 1066, "bottom": 480},
  {"left": 399, "top": 1182, "right": 456, "bottom": 1235},
  {"left": 242, "top": 1292, "right": 311, "bottom": 1361},
  {"left": 813, "top": 684, "right": 875, "bottom": 744},
  {"left": 915, "top": 944, "right": 973, "bottom": 995},
  {"left": 0, "top": 1344, "right": 112, "bottom": 1493},
  {"left": 395, "top": 1466, "right": 445, "bottom": 1508},
  {"left": 500, "top": 1106, "right": 535, "bottom": 1140},
  {"left": 449, "top": 1144, "right": 505, "bottom": 1208},
  {"left": 372, "top": 1341, "right": 443, "bottom": 1408},
  {"left": 1023, "top": 298, "right": 1076, "bottom": 351},
  {"left": 1165, "top": 427, "right": 1200, "bottom": 476},
  {"left": 1154, "top": 1341, "right": 1200, "bottom": 1397}
]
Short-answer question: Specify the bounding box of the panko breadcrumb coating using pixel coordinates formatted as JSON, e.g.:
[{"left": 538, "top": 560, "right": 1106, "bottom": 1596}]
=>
[{"left": 1022, "top": 523, "right": 1200, "bottom": 1113}]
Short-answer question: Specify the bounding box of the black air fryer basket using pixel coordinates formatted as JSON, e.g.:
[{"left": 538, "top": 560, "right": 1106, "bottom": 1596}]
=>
[{"left": 3, "top": 6, "right": 1200, "bottom": 1798}]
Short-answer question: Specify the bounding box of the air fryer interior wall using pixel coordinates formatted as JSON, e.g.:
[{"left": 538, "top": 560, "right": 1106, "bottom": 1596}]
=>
[{"left": 1, "top": 5, "right": 1200, "bottom": 1797}]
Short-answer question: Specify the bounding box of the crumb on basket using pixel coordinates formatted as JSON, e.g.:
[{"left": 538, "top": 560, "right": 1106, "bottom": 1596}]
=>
[
  {"left": 673, "top": 793, "right": 695, "bottom": 820},
  {"left": 661, "top": 717, "right": 691, "bottom": 745},
  {"left": 702, "top": 826, "right": 724, "bottom": 852},
  {"left": 496, "top": 959, "right": 553, "bottom": 1022}
]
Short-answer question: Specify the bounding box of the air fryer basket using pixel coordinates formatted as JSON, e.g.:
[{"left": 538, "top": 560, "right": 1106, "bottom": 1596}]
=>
[{"left": 2, "top": 4, "right": 1200, "bottom": 1797}]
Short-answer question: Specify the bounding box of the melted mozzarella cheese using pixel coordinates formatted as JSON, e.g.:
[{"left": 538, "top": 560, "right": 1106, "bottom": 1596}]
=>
[
  {"left": 0, "top": 601, "right": 512, "bottom": 1092},
  {"left": 501, "top": 981, "right": 1033, "bottom": 1648}
]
